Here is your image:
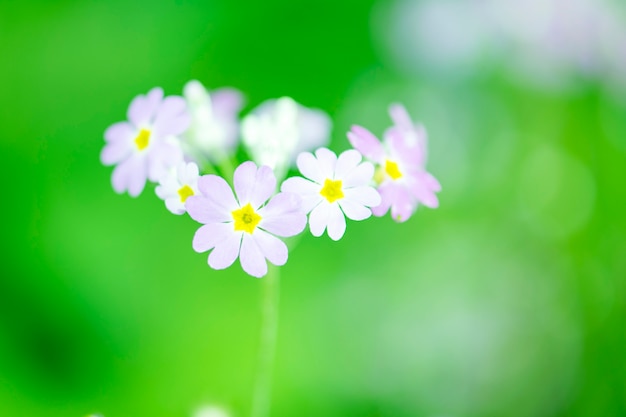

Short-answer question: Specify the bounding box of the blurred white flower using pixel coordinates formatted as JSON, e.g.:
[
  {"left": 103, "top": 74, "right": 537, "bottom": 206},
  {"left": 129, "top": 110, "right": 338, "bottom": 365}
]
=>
[
  {"left": 183, "top": 80, "right": 244, "bottom": 162},
  {"left": 242, "top": 97, "right": 331, "bottom": 181},
  {"left": 193, "top": 405, "right": 229, "bottom": 417},
  {"left": 379, "top": 0, "right": 626, "bottom": 90}
]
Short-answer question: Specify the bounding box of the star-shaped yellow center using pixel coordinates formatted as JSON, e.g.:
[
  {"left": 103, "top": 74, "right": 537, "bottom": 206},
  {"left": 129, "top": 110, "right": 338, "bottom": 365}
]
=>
[
  {"left": 177, "top": 185, "right": 194, "bottom": 203},
  {"left": 384, "top": 160, "right": 403, "bottom": 180},
  {"left": 134, "top": 128, "right": 151, "bottom": 151},
  {"left": 232, "top": 203, "right": 262, "bottom": 234},
  {"left": 320, "top": 178, "right": 344, "bottom": 203}
]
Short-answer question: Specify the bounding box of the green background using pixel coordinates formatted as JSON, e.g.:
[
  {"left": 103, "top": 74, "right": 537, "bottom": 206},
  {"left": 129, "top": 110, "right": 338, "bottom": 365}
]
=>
[{"left": 1, "top": 1, "right": 625, "bottom": 416}]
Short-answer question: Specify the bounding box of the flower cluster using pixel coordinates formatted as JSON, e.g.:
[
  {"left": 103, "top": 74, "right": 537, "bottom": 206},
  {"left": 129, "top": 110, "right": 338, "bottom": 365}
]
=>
[{"left": 102, "top": 82, "right": 440, "bottom": 277}]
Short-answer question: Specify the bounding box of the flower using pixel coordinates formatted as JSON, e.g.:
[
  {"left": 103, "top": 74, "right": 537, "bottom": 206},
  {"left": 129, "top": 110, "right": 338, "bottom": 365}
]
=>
[
  {"left": 186, "top": 161, "right": 306, "bottom": 277},
  {"left": 101, "top": 87, "right": 189, "bottom": 197},
  {"left": 193, "top": 406, "right": 230, "bottom": 417},
  {"left": 155, "top": 161, "right": 201, "bottom": 215},
  {"left": 379, "top": 0, "right": 626, "bottom": 90},
  {"left": 281, "top": 148, "right": 381, "bottom": 241},
  {"left": 182, "top": 80, "right": 244, "bottom": 162},
  {"left": 348, "top": 103, "right": 440, "bottom": 222},
  {"left": 241, "top": 97, "right": 331, "bottom": 181}
]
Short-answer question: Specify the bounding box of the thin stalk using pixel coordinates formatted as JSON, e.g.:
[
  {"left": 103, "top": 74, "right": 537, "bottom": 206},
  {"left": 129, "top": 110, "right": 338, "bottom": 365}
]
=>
[{"left": 251, "top": 264, "right": 280, "bottom": 417}]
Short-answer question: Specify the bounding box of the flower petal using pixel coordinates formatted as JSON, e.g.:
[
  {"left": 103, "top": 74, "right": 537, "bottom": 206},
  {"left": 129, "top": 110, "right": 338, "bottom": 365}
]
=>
[
  {"left": 197, "top": 175, "right": 238, "bottom": 212},
  {"left": 308, "top": 202, "right": 330, "bottom": 237},
  {"left": 253, "top": 229, "right": 288, "bottom": 266},
  {"left": 234, "top": 161, "right": 276, "bottom": 208},
  {"left": 385, "top": 126, "right": 426, "bottom": 167},
  {"left": 347, "top": 125, "right": 385, "bottom": 162},
  {"left": 258, "top": 192, "right": 307, "bottom": 237},
  {"left": 280, "top": 177, "right": 322, "bottom": 214},
  {"left": 342, "top": 162, "right": 375, "bottom": 188},
  {"left": 296, "top": 151, "right": 324, "bottom": 183},
  {"left": 154, "top": 96, "right": 190, "bottom": 137},
  {"left": 193, "top": 223, "right": 234, "bottom": 252},
  {"left": 128, "top": 87, "right": 163, "bottom": 126},
  {"left": 186, "top": 195, "right": 232, "bottom": 224},
  {"left": 104, "top": 121, "right": 134, "bottom": 143},
  {"left": 211, "top": 87, "right": 245, "bottom": 117},
  {"left": 147, "top": 141, "right": 183, "bottom": 182},
  {"left": 338, "top": 199, "right": 372, "bottom": 221},
  {"left": 165, "top": 198, "right": 186, "bottom": 215},
  {"left": 422, "top": 171, "right": 441, "bottom": 192},
  {"left": 326, "top": 203, "right": 346, "bottom": 241},
  {"left": 314, "top": 148, "right": 337, "bottom": 180},
  {"left": 240, "top": 233, "right": 268, "bottom": 277},
  {"left": 388, "top": 103, "right": 413, "bottom": 130},
  {"left": 409, "top": 177, "right": 439, "bottom": 208},
  {"left": 344, "top": 186, "right": 381, "bottom": 207},
  {"left": 111, "top": 156, "right": 147, "bottom": 197},
  {"left": 375, "top": 182, "right": 418, "bottom": 222},
  {"left": 390, "top": 188, "right": 417, "bottom": 222},
  {"left": 371, "top": 182, "right": 394, "bottom": 218},
  {"left": 101, "top": 138, "right": 132, "bottom": 166},
  {"left": 209, "top": 231, "right": 242, "bottom": 270},
  {"left": 334, "top": 149, "right": 362, "bottom": 181},
  {"left": 155, "top": 176, "right": 179, "bottom": 199},
  {"left": 185, "top": 162, "right": 200, "bottom": 183}
]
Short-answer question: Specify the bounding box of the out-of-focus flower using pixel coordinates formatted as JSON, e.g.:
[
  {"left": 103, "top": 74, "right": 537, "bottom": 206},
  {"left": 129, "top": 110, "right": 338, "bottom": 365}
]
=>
[
  {"left": 101, "top": 87, "right": 189, "bottom": 197},
  {"left": 183, "top": 80, "right": 244, "bottom": 162},
  {"left": 242, "top": 97, "right": 331, "bottom": 181},
  {"left": 281, "top": 148, "right": 380, "bottom": 241},
  {"left": 155, "top": 161, "right": 201, "bottom": 215},
  {"left": 186, "top": 161, "right": 306, "bottom": 277},
  {"left": 380, "top": 0, "right": 626, "bottom": 90},
  {"left": 193, "top": 405, "right": 229, "bottom": 417},
  {"left": 348, "top": 104, "right": 440, "bottom": 222}
]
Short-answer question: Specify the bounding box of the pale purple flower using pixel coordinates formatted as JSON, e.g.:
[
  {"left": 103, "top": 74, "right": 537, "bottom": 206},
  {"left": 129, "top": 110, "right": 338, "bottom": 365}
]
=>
[
  {"left": 101, "top": 87, "right": 190, "bottom": 197},
  {"left": 183, "top": 80, "right": 244, "bottom": 161},
  {"left": 281, "top": 148, "right": 381, "bottom": 241},
  {"left": 348, "top": 103, "right": 440, "bottom": 222},
  {"left": 186, "top": 161, "right": 306, "bottom": 278},
  {"left": 155, "top": 162, "right": 201, "bottom": 215}
]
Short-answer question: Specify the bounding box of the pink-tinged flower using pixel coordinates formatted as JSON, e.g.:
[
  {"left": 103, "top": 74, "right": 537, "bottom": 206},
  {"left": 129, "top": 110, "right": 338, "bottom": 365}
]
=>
[
  {"left": 281, "top": 148, "right": 381, "bottom": 241},
  {"left": 101, "top": 87, "right": 190, "bottom": 197},
  {"left": 186, "top": 161, "right": 306, "bottom": 278},
  {"left": 348, "top": 103, "right": 441, "bottom": 222},
  {"left": 155, "top": 162, "right": 201, "bottom": 215}
]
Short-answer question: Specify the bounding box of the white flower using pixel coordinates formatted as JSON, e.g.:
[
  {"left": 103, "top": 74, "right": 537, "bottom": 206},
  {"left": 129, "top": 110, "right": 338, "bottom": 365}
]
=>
[
  {"left": 281, "top": 148, "right": 381, "bottom": 241},
  {"left": 155, "top": 161, "right": 201, "bottom": 215},
  {"left": 182, "top": 80, "right": 244, "bottom": 161},
  {"left": 242, "top": 97, "right": 331, "bottom": 181},
  {"left": 193, "top": 406, "right": 229, "bottom": 417}
]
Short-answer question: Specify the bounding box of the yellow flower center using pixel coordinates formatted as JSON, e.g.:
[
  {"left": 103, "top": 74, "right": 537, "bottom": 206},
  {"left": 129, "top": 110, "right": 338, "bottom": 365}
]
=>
[
  {"left": 232, "top": 203, "right": 262, "bottom": 234},
  {"left": 320, "top": 178, "right": 344, "bottom": 203},
  {"left": 134, "top": 128, "right": 151, "bottom": 151},
  {"left": 385, "top": 160, "right": 403, "bottom": 180},
  {"left": 177, "top": 185, "right": 194, "bottom": 203}
]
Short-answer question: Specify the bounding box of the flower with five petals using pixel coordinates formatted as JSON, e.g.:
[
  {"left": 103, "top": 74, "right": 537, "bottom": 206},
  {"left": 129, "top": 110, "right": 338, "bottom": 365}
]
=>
[
  {"left": 186, "top": 161, "right": 306, "bottom": 277},
  {"left": 281, "top": 148, "right": 381, "bottom": 241}
]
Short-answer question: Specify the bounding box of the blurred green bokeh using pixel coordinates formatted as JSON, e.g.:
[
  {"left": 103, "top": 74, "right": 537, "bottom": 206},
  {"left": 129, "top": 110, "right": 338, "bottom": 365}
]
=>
[{"left": 1, "top": 1, "right": 625, "bottom": 416}]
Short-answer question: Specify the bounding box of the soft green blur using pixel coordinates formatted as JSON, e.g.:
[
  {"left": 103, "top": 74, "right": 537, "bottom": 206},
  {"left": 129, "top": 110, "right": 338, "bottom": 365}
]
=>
[{"left": 1, "top": 1, "right": 625, "bottom": 416}]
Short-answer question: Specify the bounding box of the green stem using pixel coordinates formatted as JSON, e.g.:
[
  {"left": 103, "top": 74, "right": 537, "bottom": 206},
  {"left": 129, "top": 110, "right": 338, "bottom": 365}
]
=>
[
  {"left": 217, "top": 152, "right": 236, "bottom": 185},
  {"left": 251, "top": 264, "right": 280, "bottom": 417}
]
